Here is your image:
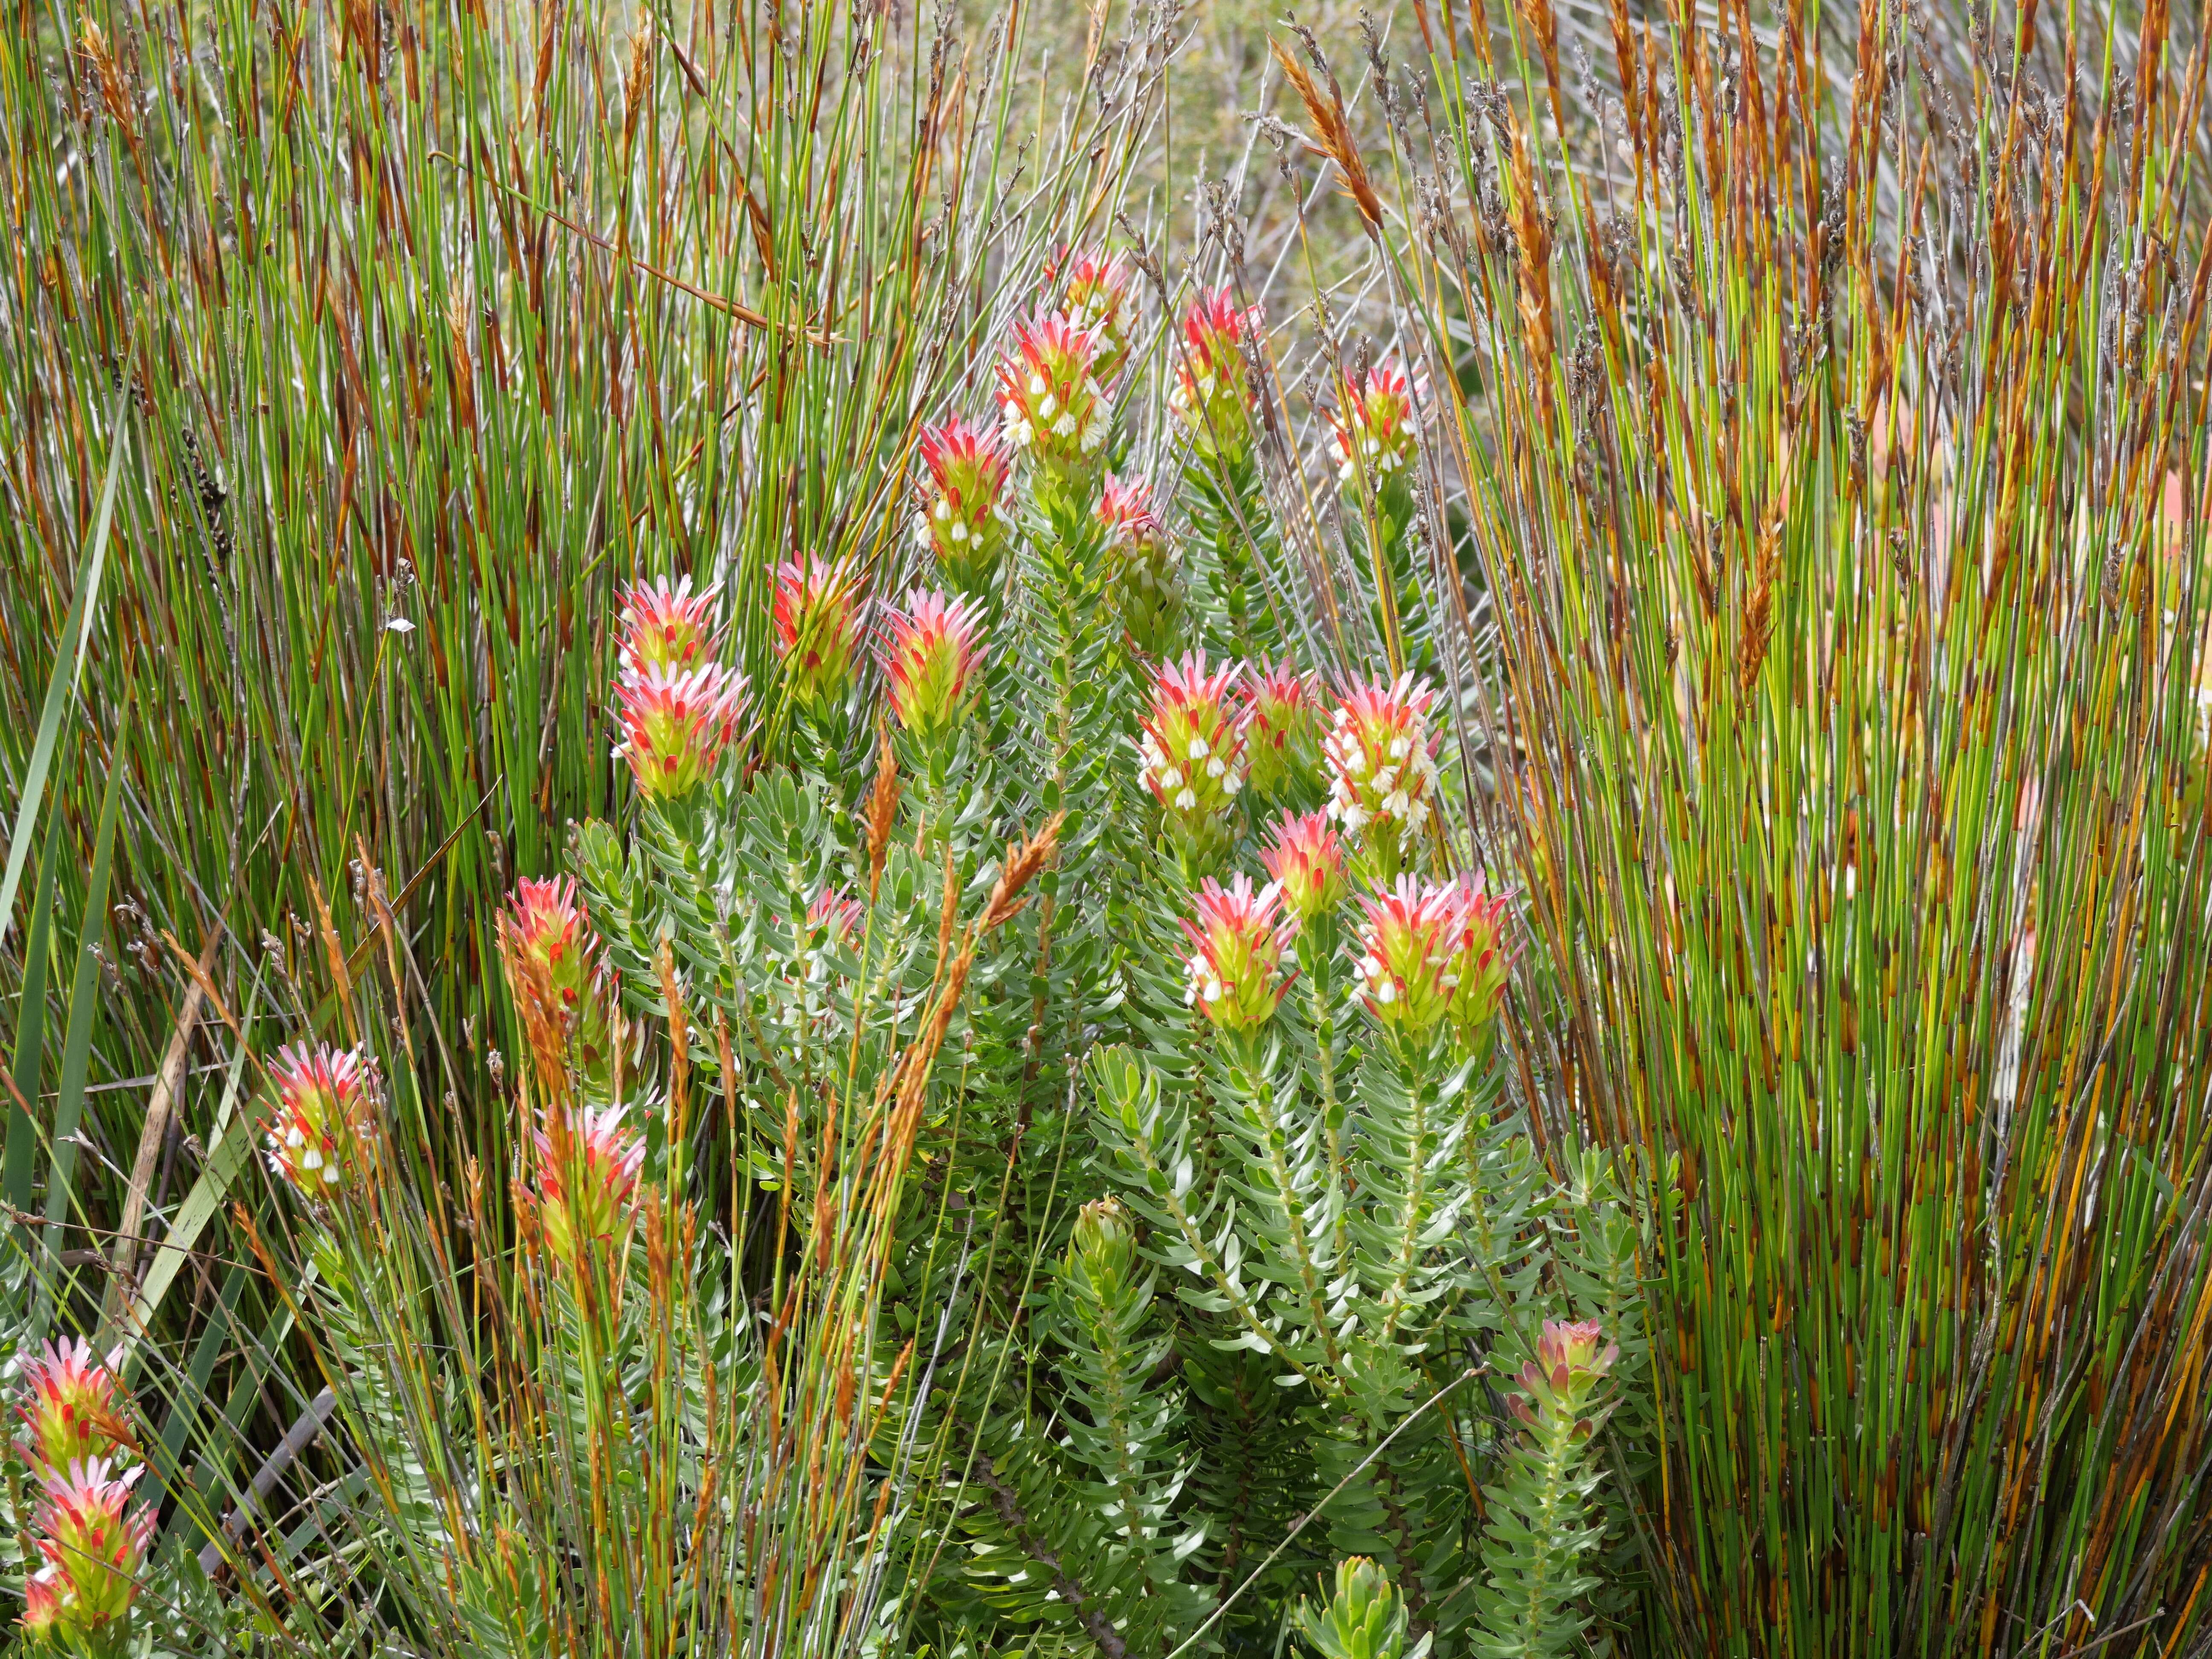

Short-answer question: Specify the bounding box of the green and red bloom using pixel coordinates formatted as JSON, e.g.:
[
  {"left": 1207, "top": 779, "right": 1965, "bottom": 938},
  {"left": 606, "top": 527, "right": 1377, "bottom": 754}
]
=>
[
  {"left": 1180, "top": 874, "right": 1292, "bottom": 1030},
  {"left": 25, "top": 1458, "right": 156, "bottom": 1642},
  {"left": 616, "top": 664, "right": 746, "bottom": 801},
  {"left": 15, "top": 1341, "right": 133, "bottom": 1478},
  {"left": 501, "top": 878, "right": 617, "bottom": 1081},
  {"left": 1098, "top": 474, "right": 1183, "bottom": 657},
  {"left": 1327, "top": 360, "right": 1420, "bottom": 486},
  {"left": 914, "top": 418, "right": 1015, "bottom": 598},
  {"left": 1510, "top": 1318, "right": 1619, "bottom": 1434},
  {"left": 883, "top": 588, "right": 986, "bottom": 743},
  {"left": 616, "top": 576, "right": 720, "bottom": 678},
  {"left": 534, "top": 1104, "right": 647, "bottom": 1272},
  {"left": 1443, "top": 876, "right": 1513, "bottom": 1042},
  {"left": 1136, "top": 652, "right": 1248, "bottom": 828},
  {"left": 774, "top": 556, "right": 867, "bottom": 707},
  {"left": 1353, "top": 877, "right": 1462, "bottom": 1033},
  {"left": 1242, "top": 661, "right": 1319, "bottom": 800},
  {"left": 805, "top": 885, "right": 864, "bottom": 944},
  {"left": 264, "top": 1043, "right": 377, "bottom": 1199},
  {"left": 997, "top": 311, "right": 1109, "bottom": 474},
  {"left": 1258, "top": 812, "right": 1347, "bottom": 924},
  {"left": 1324, "top": 675, "right": 1441, "bottom": 861},
  {"left": 1168, "top": 288, "right": 1262, "bottom": 460},
  {"left": 1051, "top": 247, "right": 1139, "bottom": 385}
]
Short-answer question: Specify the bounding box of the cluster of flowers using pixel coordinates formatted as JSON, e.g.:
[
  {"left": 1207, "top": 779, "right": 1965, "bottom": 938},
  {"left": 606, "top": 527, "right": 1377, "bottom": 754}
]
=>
[
  {"left": 1160, "top": 666, "right": 1513, "bottom": 1048},
  {"left": 15, "top": 1340, "right": 154, "bottom": 1649},
  {"left": 612, "top": 576, "right": 748, "bottom": 802}
]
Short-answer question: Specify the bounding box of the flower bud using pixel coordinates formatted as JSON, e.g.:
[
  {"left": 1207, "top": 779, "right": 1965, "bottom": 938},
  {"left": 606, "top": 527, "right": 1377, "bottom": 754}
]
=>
[
  {"left": 1068, "top": 1194, "right": 1137, "bottom": 1295},
  {"left": 914, "top": 418, "right": 1015, "bottom": 600},
  {"left": 1352, "top": 878, "right": 1461, "bottom": 1034},
  {"left": 1136, "top": 652, "right": 1248, "bottom": 831},
  {"left": 1443, "top": 876, "right": 1513, "bottom": 1042},
  {"left": 1258, "top": 812, "right": 1347, "bottom": 924},
  {"left": 774, "top": 556, "right": 866, "bottom": 708},
  {"left": 1179, "top": 874, "right": 1291, "bottom": 1030},
  {"left": 27, "top": 1458, "right": 156, "bottom": 1640},
  {"left": 1324, "top": 675, "right": 1441, "bottom": 865},
  {"left": 883, "top": 588, "right": 986, "bottom": 743},
  {"left": 1296, "top": 1556, "right": 1420, "bottom": 1659},
  {"left": 501, "top": 877, "right": 617, "bottom": 1084},
  {"left": 1327, "top": 361, "right": 1420, "bottom": 487},
  {"left": 1052, "top": 247, "right": 1139, "bottom": 385},
  {"left": 15, "top": 1340, "right": 133, "bottom": 1478},
  {"left": 1168, "top": 288, "right": 1262, "bottom": 461},
  {"left": 615, "top": 663, "right": 746, "bottom": 800},
  {"left": 264, "top": 1043, "right": 377, "bottom": 1199},
  {"left": 1510, "top": 1317, "right": 1620, "bottom": 1435},
  {"left": 997, "top": 311, "right": 1109, "bottom": 476},
  {"left": 535, "top": 1104, "right": 647, "bottom": 1272},
  {"left": 1242, "top": 662, "right": 1319, "bottom": 800},
  {"left": 615, "top": 576, "right": 720, "bottom": 678},
  {"left": 1098, "top": 474, "right": 1185, "bottom": 658}
]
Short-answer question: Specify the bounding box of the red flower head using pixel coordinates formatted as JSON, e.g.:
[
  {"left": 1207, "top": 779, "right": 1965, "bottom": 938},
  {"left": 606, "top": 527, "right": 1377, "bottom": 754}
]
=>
[
  {"left": 1510, "top": 1318, "right": 1620, "bottom": 1435},
  {"left": 501, "top": 877, "right": 617, "bottom": 1083},
  {"left": 264, "top": 1043, "right": 377, "bottom": 1199},
  {"left": 21, "top": 1567, "right": 64, "bottom": 1638},
  {"left": 914, "top": 418, "right": 1015, "bottom": 598},
  {"left": 615, "top": 663, "right": 746, "bottom": 801},
  {"left": 1324, "top": 675, "right": 1442, "bottom": 860},
  {"left": 1135, "top": 652, "right": 1248, "bottom": 829},
  {"left": 615, "top": 576, "right": 720, "bottom": 678},
  {"left": 1097, "top": 473, "right": 1165, "bottom": 553},
  {"left": 1180, "top": 874, "right": 1292, "bottom": 1030},
  {"left": 1353, "top": 878, "right": 1463, "bottom": 1033},
  {"left": 15, "top": 1340, "right": 133, "bottom": 1478},
  {"left": 997, "top": 311, "right": 1110, "bottom": 475},
  {"left": 28, "top": 1458, "right": 156, "bottom": 1637},
  {"left": 805, "top": 886, "right": 864, "bottom": 945},
  {"left": 1258, "top": 812, "right": 1348, "bottom": 925},
  {"left": 774, "top": 556, "right": 867, "bottom": 708},
  {"left": 1241, "top": 661, "right": 1319, "bottom": 800},
  {"left": 534, "top": 1104, "right": 647, "bottom": 1272},
  {"left": 1327, "top": 360, "right": 1421, "bottom": 487},
  {"left": 1168, "top": 288, "right": 1263, "bottom": 460},
  {"left": 1443, "top": 876, "right": 1513, "bottom": 1041},
  {"left": 1051, "top": 247, "right": 1139, "bottom": 384},
  {"left": 883, "top": 588, "right": 986, "bottom": 742}
]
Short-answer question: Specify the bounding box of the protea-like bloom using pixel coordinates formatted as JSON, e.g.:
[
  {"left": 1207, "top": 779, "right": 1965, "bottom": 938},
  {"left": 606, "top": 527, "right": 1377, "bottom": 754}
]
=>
[
  {"left": 1053, "top": 247, "right": 1139, "bottom": 384},
  {"left": 1353, "top": 878, "right": 1462, "bottom": 1033},
  {"left": 1180, "top": 875, "right": 1291, "bottom": 1030},
  {"left": 1327, "top": 360, "right": 1420, "bottom": 486},
  {"left": 615, "top": 576, "right": 720, "bottom": 677},
  {"left": 996, "top": 311, "right": 1109, "bottom": 474},
  {"left": 774, "top": 556, "right": 866, "bottom": 707},
  {"left": 1444, "top": 876, "right": 1513, "bottom": 1041},
  {"left": 616, "top": 663, "right": 745, "bottom": 801},
  {"left": 26, "top": 1458, "right": 156, "bottom": 1638},
  {"left": 913, "top": 418, "right": 1015, "bottom": 598},
  {"left": 1135, "top": 653, "right": 1248, "bottom": 828},
  {"left": 1242, "top": 662, "right": 1319, "bottom": 800},
  {"left": 15, "top": 1341, "right": 133, "bottom": 1478},
  {"left": 1066, "top": 1194, "right": 1137, "bottom": 1297},
  {"left": 805, "top": 886, "right": 864, "bottom": 944},
  {"left": 1324, "top": 675, "right": 1442, "bottom": 857},
  {"left": 883, "top": 588, "right": 986, "bottom": 742},
  {"left": 1168, "top": 288, "right": 1262, "bottom": 460},
  {"left": 501, "top": 877, "right": 616, "bottom": 1082},
  {"left": 1258, "top": 812, "right": 1347, "bottom": 924},
  {"left": 1097, "top": 474, "right": 1183, "bottom": 657},
  {"left": 20, "top": 1568, "right": 63, "bottom": 1637},
  {"left": 264, "top": 1043, "right": 377, "bottom": 1199},
  {"left": 535, "top": 1104, "right": 647, "bottom": 1271},
  {"left": 1510, "top": 1318, "right": 1620, "bottom": 1434}
]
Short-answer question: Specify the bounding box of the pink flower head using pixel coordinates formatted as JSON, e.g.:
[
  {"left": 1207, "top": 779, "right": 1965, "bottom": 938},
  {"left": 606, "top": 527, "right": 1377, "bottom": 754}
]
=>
[
  {"left": 883, "top": 588, "right": 986, "bottom": 742},
  {"left": 20, "top": 1567, "right": 64, "bottom": 1636},
  {"left": 997, "top": 310, "right": 1109, "bottom": 473},
  {"left": 1051, "top": 247, "right": 1139, "bottom": 384},
  {"left": 15, "top": 1340, "right": 132, "bottom": 1478},
  {"left": 805, "top": 886, "right": 864, "bottom": 945},
  {"left": 1241, "top": 661, "right": 1318, "bottom": 799},
  {"left": 1324, "top": 675, "right": 1442, "bottom": 849},
  {"left": 1097, "top": 473, "right": 1165, "bottom": 554},
  {"left": 914, "top": 418, "right": 1015, "bottom": 596},
  {"left": 1168, "top": 287, "right": 1263, "bottom": 459},
  {"left": 616, "top": 663, "right": 746, "bottom": 800},
  {"left": 535, "top": 1104, "right": 647, "bottom": 1271},
  {"left": 1353, "top": 878, "right": 1463, "bottom": 1033},
  {"left": 1327, "top": 360, "right": 1421, "bottom": 486},
  {"left": 1135, "top": 652, "right": 1248, "bottom": 828},
  {"left": 1258, "top": 812, "right": 1347, "bottom": 924},
  {"left": 1510, "top": 1318, "right": 1620, "bottom": 1434},
  {"left": 501, "top": 878, "right": 617, "bottom": 1082},
  {"left": 29, "top": 1458, "right": 156, "bottom": 1636},
  {"left": 774, "top": 556, "right": 867, "bottom": 707},
  {"left": 1443, "top": 876, "right": 1513, "bottom": 1040},
  {"left": 264, "top": 1043, "right": 377, "bottom": 1199},
  {"left": 1179, "top": 875, "right": 1292, "bottom": 1030},
  {"left": 616, "top": 576, "right": 720, "bottom": 678}
]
